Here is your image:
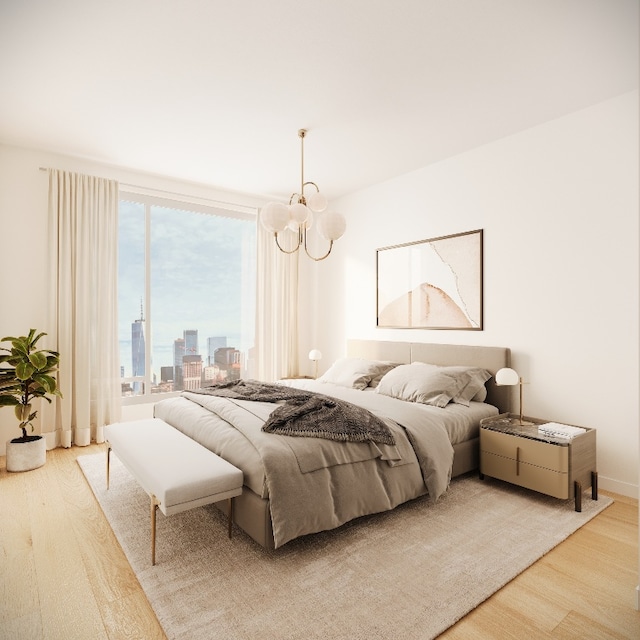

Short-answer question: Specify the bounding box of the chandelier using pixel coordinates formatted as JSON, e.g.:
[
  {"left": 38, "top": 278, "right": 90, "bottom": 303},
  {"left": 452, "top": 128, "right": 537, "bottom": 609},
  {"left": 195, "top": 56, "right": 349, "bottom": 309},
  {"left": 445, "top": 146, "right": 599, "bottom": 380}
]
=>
[{"left": 259, "top": 129, "right": 346, "bottom": 261}]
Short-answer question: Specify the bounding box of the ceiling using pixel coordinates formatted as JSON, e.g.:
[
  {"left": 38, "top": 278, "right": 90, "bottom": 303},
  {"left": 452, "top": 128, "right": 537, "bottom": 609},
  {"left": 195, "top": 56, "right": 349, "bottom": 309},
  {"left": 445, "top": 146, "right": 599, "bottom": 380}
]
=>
[{"left": 1, "top": 0, "right": 637, "bottom": 202}]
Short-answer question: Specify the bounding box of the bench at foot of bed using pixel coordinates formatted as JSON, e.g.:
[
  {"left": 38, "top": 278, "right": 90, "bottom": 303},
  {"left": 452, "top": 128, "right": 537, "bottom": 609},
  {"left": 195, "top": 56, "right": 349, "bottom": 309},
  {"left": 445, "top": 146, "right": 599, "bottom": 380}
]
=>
[{"left": 104, "top": 418, "right": 243, "bottom": 565}]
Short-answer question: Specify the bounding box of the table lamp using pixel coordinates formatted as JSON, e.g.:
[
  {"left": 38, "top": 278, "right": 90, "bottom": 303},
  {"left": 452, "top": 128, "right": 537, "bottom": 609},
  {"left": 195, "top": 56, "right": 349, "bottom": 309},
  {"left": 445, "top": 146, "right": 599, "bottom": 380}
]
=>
[
  {"left": 308, "top": 349, "right": 322, "bottom": 379},
  {"left": 495, "top": 367, "right": 533, "bottom": 426}
]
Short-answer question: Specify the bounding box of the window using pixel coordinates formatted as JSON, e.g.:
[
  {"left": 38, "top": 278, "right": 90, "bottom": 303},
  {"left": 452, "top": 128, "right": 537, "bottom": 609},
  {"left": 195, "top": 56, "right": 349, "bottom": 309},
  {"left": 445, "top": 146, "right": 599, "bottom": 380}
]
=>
[{"left": 118, "top": 192, "right": 256, "bottom": 402}]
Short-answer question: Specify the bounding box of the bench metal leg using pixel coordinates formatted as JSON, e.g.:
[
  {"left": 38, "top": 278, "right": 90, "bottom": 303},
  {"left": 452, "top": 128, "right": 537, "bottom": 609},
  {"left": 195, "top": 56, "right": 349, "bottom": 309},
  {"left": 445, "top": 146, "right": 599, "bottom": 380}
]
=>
[
  {"left": 106, "top": 445, "right": 111, "bottom": 489},
  {"left": 228, "top": 497, "right": 234, "bottom": 539},
  {"left": 151, "top": 495, "right": 159, "bottom": 566}
]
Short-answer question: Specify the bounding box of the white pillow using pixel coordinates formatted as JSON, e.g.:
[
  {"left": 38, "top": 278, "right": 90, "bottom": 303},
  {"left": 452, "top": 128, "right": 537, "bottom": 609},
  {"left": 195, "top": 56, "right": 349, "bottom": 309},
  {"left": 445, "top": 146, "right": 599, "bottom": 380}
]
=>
[{"left": 319, "top": 358, "right": 399, "bottom": 390}]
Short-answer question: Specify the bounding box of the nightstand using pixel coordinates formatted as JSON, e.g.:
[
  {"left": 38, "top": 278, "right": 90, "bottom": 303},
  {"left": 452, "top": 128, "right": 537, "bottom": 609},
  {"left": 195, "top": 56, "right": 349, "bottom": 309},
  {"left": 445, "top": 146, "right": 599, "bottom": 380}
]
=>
[{"left": 479, "top": 413, "right": 597, "bottom": 512}]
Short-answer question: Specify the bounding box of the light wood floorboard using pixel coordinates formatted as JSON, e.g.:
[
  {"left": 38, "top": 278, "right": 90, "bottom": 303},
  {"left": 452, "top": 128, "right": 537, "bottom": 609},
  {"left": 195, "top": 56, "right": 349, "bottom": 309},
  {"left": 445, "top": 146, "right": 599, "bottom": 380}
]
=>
[
  {"left": 1, "top": 444, "right": 164, "bottom": 640},
  {"left": 1, "top": 444, "right": 638, "bottom": 639}
]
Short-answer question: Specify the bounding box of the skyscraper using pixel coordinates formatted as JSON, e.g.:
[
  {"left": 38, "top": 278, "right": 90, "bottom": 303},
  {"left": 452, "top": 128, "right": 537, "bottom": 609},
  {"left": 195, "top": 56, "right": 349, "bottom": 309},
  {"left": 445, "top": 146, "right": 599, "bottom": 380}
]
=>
[
  {"left": 131, "top": 302, "right": 145, "bottom": 393},
  {"left": 207, "top": 336, "right": 227, "bottom": 365},
  {"left": 182, "top": 354, "right": 203, "bottom": 390},
  {"left": 173, "top": 337, "right": 185, "bottom": 390},
  {"left": 214, "top": 347, "right": 242, "bottom": 381},
  {"left": 184, "top": 329, "right": 198, "bottom": 357}
]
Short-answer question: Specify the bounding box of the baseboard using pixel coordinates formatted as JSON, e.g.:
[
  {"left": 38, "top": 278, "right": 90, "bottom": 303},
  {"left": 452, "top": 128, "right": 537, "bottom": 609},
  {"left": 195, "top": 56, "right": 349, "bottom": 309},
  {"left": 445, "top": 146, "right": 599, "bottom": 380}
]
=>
[{"left": 598, "top": 475, "right": 638, "bottom": 500}]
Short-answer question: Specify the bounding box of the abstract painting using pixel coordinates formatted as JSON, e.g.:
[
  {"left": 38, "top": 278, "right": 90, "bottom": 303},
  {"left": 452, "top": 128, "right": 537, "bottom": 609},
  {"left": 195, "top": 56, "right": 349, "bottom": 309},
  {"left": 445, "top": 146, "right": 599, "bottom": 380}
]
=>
[{"left": 376, "top": 229, "right": 483, "bottom": 330}]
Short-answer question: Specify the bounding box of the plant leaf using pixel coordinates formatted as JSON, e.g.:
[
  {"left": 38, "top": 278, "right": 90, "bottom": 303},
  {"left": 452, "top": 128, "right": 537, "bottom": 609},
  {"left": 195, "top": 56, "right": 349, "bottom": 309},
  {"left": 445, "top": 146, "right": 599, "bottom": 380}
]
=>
[
  {"left": 15, "top": 404, "right": 32, "bottom": 422},
  {"left": 30, "top": 331, "right": 46, "bottom": 346},
  {"left": 29, "top": 351, "right": 48, "bottom": 369},
  {"left": 15, "top": 362, "right": 35, "bottom": 380},
  {"left": 33, "top": 374, "right": 57, "bottom": 394}
]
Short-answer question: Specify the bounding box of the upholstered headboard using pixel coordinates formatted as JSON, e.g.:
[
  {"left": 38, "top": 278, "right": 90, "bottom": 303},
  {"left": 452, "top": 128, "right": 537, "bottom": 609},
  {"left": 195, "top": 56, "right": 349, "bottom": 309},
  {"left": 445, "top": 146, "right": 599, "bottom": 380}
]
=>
[{"left": 346, "top": 340, "right": 511, "bottom": 413}]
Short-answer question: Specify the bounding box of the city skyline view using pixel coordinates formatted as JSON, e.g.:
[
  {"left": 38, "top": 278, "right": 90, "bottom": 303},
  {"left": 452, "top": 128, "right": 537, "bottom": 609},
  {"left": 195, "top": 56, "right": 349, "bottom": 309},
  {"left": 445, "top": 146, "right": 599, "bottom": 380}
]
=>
[
  {"left": 122, "top": 318, "right": 243, "bottom": 395},
  {"left": 118, "top": 197, "right": 256, "bottom": 393},
  {"left": 119, "top": 321, "right": 244, "bottom": 378}
]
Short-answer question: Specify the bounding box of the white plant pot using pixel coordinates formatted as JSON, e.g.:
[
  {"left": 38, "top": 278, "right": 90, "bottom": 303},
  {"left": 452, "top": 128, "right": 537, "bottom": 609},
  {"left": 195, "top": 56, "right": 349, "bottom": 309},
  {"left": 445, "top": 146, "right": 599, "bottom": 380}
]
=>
[{"left": 6, "top": 436, "right": 47, "bottom": 472}]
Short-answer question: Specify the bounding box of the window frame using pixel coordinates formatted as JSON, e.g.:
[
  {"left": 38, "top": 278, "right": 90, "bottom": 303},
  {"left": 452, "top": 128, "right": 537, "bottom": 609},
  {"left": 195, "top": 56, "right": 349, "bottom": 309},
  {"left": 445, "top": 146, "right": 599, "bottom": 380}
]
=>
[{"left": 118, "top": 190, "right": 257, "bottom": 405}]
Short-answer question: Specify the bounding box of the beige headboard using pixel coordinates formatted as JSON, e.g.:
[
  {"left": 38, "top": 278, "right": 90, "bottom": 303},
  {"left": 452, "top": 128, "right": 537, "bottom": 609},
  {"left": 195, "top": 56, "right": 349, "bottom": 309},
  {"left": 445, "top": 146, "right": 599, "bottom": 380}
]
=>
[{"left": 347, "top": 340, "right": 511, "bottom": 413}]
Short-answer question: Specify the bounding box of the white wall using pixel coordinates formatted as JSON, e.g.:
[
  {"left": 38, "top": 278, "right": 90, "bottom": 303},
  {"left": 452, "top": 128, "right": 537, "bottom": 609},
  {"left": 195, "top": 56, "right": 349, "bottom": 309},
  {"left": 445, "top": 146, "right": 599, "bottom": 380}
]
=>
[
  {"left": 2, "top": 93, "right": 637, "bottom": 496},
  {"left": 0, "top": 144, "right": 263, "bottom": 454},
  {"left": 304, "top": 92, "right": 639, "bottom": 497}
]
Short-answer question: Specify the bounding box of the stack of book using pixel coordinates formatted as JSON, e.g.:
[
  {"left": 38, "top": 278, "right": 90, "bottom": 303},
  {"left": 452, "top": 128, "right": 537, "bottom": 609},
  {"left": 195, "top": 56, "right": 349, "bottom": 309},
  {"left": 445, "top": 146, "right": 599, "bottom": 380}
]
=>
[{"left": 537, "top": 422, "right": 587, "bottom": 439}]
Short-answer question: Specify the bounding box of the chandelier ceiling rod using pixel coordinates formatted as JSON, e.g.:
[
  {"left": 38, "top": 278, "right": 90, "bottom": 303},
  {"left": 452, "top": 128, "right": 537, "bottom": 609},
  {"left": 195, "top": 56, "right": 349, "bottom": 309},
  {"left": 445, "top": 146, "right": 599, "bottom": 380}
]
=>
[{"left": 299, "top": 129, "right": 305, "bottom": 199}]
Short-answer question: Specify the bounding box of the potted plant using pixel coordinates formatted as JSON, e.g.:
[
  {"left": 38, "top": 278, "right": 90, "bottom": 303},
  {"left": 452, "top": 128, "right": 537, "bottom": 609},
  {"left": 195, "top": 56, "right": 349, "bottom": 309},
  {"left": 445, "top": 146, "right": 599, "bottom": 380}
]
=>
[{"left": 0, "top": 329, "right": 62, "bottom": 472}]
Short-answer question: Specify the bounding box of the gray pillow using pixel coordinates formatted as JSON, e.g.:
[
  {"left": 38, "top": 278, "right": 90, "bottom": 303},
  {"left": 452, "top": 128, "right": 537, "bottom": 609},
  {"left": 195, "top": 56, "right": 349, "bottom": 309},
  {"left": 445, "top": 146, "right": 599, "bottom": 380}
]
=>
[
  {"left": 375, "top": 363, "right": 491, "bottom": 407},
  {"left": 452, "top": 368, "right": 492, "bottom": 406},
  {"left": 470, "top": 386, "right": 488, "bottom": 403},
  {"left": 375, "top": 363, "right": 467, "bottom": 407}
]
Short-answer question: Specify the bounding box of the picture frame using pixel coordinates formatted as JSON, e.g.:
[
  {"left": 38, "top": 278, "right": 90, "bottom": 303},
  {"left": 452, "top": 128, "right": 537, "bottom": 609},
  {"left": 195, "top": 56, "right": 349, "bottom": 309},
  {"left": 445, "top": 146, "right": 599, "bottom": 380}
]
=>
[{"left": 376, "top": 229, "right": 483, "bottom": 330}]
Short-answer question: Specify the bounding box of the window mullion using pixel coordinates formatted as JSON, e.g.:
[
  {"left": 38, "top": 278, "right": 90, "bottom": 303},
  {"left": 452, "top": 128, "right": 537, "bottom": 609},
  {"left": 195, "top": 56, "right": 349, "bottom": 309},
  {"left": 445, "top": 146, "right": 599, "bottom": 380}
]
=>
[{"left": 144, "top": 203, "right": 152, "bottom": 397}]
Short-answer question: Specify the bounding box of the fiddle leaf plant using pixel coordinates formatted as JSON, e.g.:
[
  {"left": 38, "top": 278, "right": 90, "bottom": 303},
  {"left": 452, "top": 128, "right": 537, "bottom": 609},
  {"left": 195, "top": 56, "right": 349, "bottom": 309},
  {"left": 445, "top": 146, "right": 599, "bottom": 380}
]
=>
[{"left": 0, "top": 329, "right": 62, "bottom": 441}]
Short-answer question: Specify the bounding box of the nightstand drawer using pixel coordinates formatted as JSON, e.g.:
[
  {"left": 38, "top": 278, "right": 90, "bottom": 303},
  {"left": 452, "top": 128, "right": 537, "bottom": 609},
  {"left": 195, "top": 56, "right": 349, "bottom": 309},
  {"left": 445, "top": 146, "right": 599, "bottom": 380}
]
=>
[
  {"left": 481, "top": 428, "right": 569, "bottom": 473},
  {"left": 480, "top": 451, "right": 570, "bottom": 499}
]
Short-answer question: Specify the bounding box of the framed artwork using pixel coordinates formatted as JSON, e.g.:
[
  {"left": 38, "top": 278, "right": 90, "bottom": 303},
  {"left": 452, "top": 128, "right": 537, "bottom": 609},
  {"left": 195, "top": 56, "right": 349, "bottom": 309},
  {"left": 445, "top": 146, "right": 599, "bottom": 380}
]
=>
[{"left": 376, "top": 229, "right": 483, "bottom": 330}]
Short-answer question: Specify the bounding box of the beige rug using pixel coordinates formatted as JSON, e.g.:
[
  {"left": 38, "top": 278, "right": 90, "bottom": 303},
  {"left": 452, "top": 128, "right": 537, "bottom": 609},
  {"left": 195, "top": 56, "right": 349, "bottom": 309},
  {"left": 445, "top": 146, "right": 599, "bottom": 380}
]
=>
[{"left": 78, "top": 453, "right": 611, "bottom": 640}]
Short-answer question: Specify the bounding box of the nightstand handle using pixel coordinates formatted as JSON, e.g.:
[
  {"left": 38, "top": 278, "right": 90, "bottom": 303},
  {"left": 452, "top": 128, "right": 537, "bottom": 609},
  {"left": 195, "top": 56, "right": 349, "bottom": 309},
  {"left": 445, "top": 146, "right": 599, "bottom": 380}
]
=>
[{"left": 516, "top": 446, "right": 521, "bottom": 476}]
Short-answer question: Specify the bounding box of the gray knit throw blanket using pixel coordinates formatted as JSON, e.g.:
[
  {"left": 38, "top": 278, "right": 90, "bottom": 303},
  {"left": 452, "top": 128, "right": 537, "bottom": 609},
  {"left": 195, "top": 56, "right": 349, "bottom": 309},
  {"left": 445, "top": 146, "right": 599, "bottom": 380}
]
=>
[{"left": 192, "top": 380, "right": 395, "bottom": 446}]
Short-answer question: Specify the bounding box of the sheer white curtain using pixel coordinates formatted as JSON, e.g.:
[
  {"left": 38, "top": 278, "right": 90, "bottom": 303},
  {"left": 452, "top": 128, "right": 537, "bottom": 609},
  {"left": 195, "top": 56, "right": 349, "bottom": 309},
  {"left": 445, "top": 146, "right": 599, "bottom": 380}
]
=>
[
  {"left": 43, "top": 169, "right": 121, "bottom": 448},
  {"left": 255, "top": 220, "right": 299, "bottom": 381}
]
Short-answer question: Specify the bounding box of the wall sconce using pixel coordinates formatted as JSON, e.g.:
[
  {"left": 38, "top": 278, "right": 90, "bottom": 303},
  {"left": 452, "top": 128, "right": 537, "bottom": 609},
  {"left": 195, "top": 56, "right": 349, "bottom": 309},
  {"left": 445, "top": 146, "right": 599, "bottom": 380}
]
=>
[
  {"left": 260, "top": 129, "right": 346, "bottom": 261},
  {"left": 308, "top": 349, "right": 322, "bottom": 379},
  {"left": 495, "top": 367, "right": 533, "bottom": 426}
]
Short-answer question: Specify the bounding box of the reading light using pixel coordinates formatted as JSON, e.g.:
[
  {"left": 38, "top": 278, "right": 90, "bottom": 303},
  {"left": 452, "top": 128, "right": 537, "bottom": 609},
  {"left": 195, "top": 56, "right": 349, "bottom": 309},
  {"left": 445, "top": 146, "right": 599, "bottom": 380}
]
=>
[
  {"left": 260, "top": 129, "right": 346, "bottom": 261},
  {"left": 495, "top": 367, "right": 533, "bottom": 426},
  {"left": 308, "top": 349, "right": 322, "bottom": 379}
]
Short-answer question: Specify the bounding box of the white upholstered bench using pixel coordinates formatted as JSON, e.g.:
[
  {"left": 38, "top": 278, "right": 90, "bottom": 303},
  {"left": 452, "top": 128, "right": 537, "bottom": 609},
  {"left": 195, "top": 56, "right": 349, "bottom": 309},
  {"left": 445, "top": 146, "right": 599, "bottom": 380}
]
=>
[{"left": 104, "top": 418, "right": 243, "bottom": 565}]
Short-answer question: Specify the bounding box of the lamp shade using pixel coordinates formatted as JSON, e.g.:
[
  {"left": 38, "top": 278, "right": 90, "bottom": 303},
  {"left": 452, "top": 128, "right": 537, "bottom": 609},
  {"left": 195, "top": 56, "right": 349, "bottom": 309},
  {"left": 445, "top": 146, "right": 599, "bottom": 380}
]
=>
[
  {"left": 260, "top": 202, "right": 290, "bottom": 232},
  {"left": 306, "top": 190, "right": 328, "bottom": 213},
  {"left": 317, "top": 211, "right": 346, "bottom": 241},
  {"left": 308, "top": 349, "right": 322, "bottom": 361},
  {"left": 495, "top": 367, "right": 520, "bottom": 386},
  {"left": 289, "top": 202, "right": 311, "bottom": 227}
]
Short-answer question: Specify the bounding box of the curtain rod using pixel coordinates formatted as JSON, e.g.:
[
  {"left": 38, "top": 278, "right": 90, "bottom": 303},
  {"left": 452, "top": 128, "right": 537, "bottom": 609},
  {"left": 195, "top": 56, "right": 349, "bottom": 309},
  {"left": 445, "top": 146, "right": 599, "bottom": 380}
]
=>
[{"left": 39, "top": 166, "right": 258, "bottom": 214}]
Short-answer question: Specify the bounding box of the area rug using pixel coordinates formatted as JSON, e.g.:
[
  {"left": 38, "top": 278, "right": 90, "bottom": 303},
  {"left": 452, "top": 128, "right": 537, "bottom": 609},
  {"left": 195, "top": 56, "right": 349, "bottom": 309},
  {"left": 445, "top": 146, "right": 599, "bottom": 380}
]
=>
[{"left": 78, "top": 453, "right": 611, "bottom": 640}]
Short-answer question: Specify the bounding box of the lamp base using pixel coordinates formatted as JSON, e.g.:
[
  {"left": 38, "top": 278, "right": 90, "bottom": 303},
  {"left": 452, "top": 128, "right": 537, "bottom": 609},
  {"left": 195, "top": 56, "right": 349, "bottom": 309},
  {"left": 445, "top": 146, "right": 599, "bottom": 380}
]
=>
[{"left": 502, "top": 416, "right": 535, "bottom": 427}]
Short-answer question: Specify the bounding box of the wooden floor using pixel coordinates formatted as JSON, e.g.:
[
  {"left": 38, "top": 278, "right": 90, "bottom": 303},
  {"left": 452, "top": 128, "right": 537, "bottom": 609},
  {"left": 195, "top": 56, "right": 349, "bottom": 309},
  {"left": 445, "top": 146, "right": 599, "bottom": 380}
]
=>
[{"left": 1, "top": 444, "right": 638, "bottom": 640}]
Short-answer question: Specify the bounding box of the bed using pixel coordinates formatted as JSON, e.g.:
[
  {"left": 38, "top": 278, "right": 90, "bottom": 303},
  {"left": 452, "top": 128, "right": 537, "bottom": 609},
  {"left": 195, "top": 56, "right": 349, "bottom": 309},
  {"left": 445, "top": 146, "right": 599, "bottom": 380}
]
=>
[{"left": 153, "top": 340, "right": 511, "bottom": 549}]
